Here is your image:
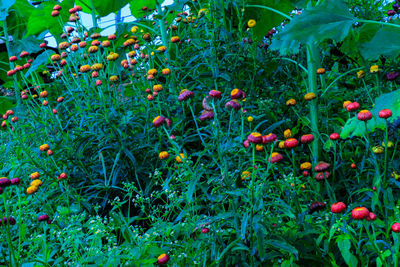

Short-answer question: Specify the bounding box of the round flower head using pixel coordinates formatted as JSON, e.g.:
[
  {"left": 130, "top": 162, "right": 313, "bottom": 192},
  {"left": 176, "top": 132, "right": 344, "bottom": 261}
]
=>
[
  {"left": 331, "top": 202, "right": 346, "bottom": 213},
  {"left": 300, "top": 162, "right": 312, "bottom": 170},
  {"left": 225, "top": 100, "right": 241, "bottom": 110},
  {"left": 175, "top": 153, "right": 185, "bottom": 163},
  {"left": 230, "top": 89, "right": 245, "bottom": 100},
  {"left": 247, "top": 19, "right": 256, "bottom": 28},
  {"left": 202, "top": 97, "right": 213, "bottom": 111},
  {"left": 346, "top": 102, "right": 360, "bottom": 112},
  {"left": 357, "top": 70, "right": 365, "bottom": 78},
  {"left": 329, "top": 133, "right": 340, "bottom": 140},
  {"left": 243, "top": 140, "right": 250, "bottom": 148},
  {"left": 209, "top": 90, "right": 222, "bottom": 99},
  {"left": 199, "top": 110, "right": 214, "bottom": 121},
  {"left": 357, "top": 110, "right": 372, "bottom": 121},
  {"left": 284, "top": 138, "right": 298, "bottom": 149},
  {"left": 178, "top": 90, "right": 194, "bottom": 101},
  {"left": 367, "top": 212, "right": 377, "bottom": 221},
  {"left": 315, "top": 171, "right": 330, "bottom": 181},
  {"left": 262, "top": 133, "right": 277, "bottom": 144},
  {"left": 392, "top": 223, "right": 400, "bottom": 233},
  {"left": 269, "top": 152, "right": 283, "bottom": 163},
  {"left": 157, "top": 254, "right": 170, "bottom": 265},
  {"left": 370, "top": 65, "right": 379, "bottom": 73},
  {"left": 10, "top": 178, "right": 20, "bottom": 185},
  {"left": 343, "top": 101, "right": 352, "bottom": 108},
  {"left": 316, "top": 68, "right": 326, "bottom": 74},
  {"left": 152, "top": 116, "right": 165, "bottom": 128},
  {"left": 300, "top": 134, "right": 314, "bottom": 144},
  {"left": 379, "top": 109, "right": 392, "bottom": 119},
  {"left": 0, "top": 178, "right": 11, "bottom": 187},
  {"left": 256, "top": 145, "right": 264, "bottom": 151},
  {"left": 372, "top": 145, "right": 384, "bottom": 154},
  {"left": 38, "top": 214, "right": 49, "bottom": 222},
  {"left": 286, "top": 99, "right": 296, "bottom": 106},
  {"left": 314, "top": 161, "right": 330, "bottom": 172},
  {"left": 304, "top": 92, "right": 317, "bottom": 101},
  {"left": 247, "top": 132, "right": 263, "bottom": 144},
  {"left": 284, "top": 129, "right": 292, "bottom": 139},
  {"left": 351, "top": 207, "right": 369, "bottom": 220}
]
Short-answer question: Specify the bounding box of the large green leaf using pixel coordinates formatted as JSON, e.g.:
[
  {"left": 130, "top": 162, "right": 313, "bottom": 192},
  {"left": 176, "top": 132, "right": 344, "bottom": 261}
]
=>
[
  {"left": 76, "top": 0, "right": 131, "bottom": 17},
  {"left": 0, "top": 96, "right": 15, "bottom": 114},
  {"left": 270, "top": 0, "right": 355, "bottom": 54},
  {"left": 6, "top": 0, "right": 35, "bottom": 39},
  {"left": 360, "top": 28, "right": 400, "bottom": 60},
  {"left": 26, "top": 0, "right": 74, "bottom": 37},
  {"left": 244, "top": 0, "right": 294, "bottom": 41},
  {"left": 129, "top": 0, "right": 156, "bottom": 19},
  {"left": 341, "top": 89, "right": 400, "bottom": 138},
  {"left": 9, "top": 35, "right": 42, "bottom": 56},
  {"left": 337, "top": 236, "right": 358, "bottom": 267},
  {"left": 0, "top": 0, "right": 16, "bottom": 20}
]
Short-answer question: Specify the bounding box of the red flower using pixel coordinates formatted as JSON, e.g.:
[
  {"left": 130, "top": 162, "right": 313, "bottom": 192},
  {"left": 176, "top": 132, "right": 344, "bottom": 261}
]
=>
[
  {"left": 300, "top": 134, "right": 314, "bottom": 144},
  {"left": 315, "top": 171, "right": 330, "bottom": 181},
  {"left": 262, "top": 133, "right": 277, "bottom": 144},
  {"left": 9, "top": 56, "right": 17, "bottom": 62},
  {"left": 199, "top": 110, "right": 214, "bottom": 121},
  {"left": 157, "top": 254, "right": 170, "bottom": 265},
  {"left": 209, "top": 90, "right": 222, "bottom": 99},
  {"left": 346, "top": 102, "right": 360, "bottom": 112},
  {"left": 331, "top": 202, "right": 346, "bottom": 213},
  {"left": 269, "top": 152, "right": 283, "bottom": 163},
  {"left": 243, "top": 140, "right": 250, "bottom": 148},
  {"left": 309, "top": 202, "right": 326, "bottom": 213},
  {"left": 230, "top": 89, "right": 246, "bottom": 100},
  {"left": 329, "top": 133, "right": 340, "bottom": 140},
  {"left": 379, "top": 109, "right": 392, "bottom": 119},
  {"left": 357, "top": 110, "right": 373, "bottom": 121},
  {"left": 284, "top": 138, "right": 298, "bottom": 148},
  {"left": 225, "top": 100, "right": 241, "bottom": 110},
  {"left": 392, "top": 223, "right": 400, "bottom": 233},
  {"left": 201, "top": 228, "right": 209, "bottom": 233},
  {"left": 302, "top": 170, "right": 309, "bottom": 177},
  {"left": 314, "top": 161, "right": 330, "bottom": 172},
  {"left": 351, "top": 207, "right": 369, "bottom": 220},
  {"left": 38, "top": 215, "right": 49, "bottom": 222},
  {"left": 247, "top": 133, "right": 263, "bottom": 144},
  {"left": 152, "top": 116, "right": 165, "bottom": 128},
  {"left": 367, "top": 212, "right": 377, "bottom": 221}
]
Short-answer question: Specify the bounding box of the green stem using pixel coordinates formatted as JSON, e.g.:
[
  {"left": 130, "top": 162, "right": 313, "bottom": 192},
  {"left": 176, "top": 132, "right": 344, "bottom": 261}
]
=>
[
  {"left": 89, "top": 0, "right": 98, "bottom": 28},
  {"left": 245, "top": 5, "right": 292, "bottom": 20},
  {"left": 306, "top": 43, "right": 320, "bottom": 164}
]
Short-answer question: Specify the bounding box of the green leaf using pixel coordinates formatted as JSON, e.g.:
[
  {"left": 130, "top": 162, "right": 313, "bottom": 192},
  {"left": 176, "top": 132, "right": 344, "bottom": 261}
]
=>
[
  {"left": 129, "top": 0, "right": 156, "bottom": 19},
  {"left": 76, "top": 0, "right": 131, "bottom": 17},
  {"left": 337, "top": 237, "right": 358, "bottom": 267},
  {"left": 6, "top": 0, "right": 35, "bottom": 39},
  {"left": 270, "top": 0, "right": 355, "bottom": 54},
  {"left": 0, "top": 0, "right": 16, "bottom": 20},
  {"left": 265, "top": 239, "right": 298, "bottom": 260},
  {"left": 360, "top": 27, "right": 400, "bottom": 60},
  {"left": 341, "top": 89, "right": 400, "bottom": 138},
  {"left": 0, "top": 96, "right": 15, "bottom": 114},
  {"left": 25, "top": 50, "right": 52, "bottom": 78},
  {"left": 245, "top": 0, "right": 294, "bottom": 41},
  {"left": 26, "top": 0, "right": 74, "bottom": 37},
  {"left": 9, "top": 35, "right": 42, "bottom": 56}
]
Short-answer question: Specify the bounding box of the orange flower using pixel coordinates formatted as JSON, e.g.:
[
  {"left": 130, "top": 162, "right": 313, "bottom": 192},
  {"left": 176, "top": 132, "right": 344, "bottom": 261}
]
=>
[{"left": 159, "top": 151, "right": 169, "bottom": 159}]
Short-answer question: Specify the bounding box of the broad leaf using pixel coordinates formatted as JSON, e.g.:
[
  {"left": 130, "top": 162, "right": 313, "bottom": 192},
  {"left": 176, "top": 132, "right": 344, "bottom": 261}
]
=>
[
  {"left": 0, "top": 0, "right": 16, "bottom": 20},
  {"left": 337, "top": 236, "right": 358, "bottom": 267},
  {"left": 341, "top": 89, "right": 400, "bottom": 138},
  {"left": 25, "top": 50, "right": 52, "bottom": 78},
  {"left": 76, "top": 0, "right": 131, "bottom": 17},
  {"left": 360, "top": 28, "right": 400, "bottom": 60},
  {"left": 245, "top": 0, "right": 294, "bottom": 41},
  {"left": 129, "top": 0, "right": 156, "bottom": 19},
  {"left": 270, "top": 0, "right": 355, "bottom": 54}
]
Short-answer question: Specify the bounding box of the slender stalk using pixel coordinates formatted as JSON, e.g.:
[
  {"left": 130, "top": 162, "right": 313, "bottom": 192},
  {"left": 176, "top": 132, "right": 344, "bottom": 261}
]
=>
[
  {"left": 89, "top": 0, "right": 98, "bottom": 28},
  {"left": 306, "top": 43, "right": 320, "bottom": 164}
]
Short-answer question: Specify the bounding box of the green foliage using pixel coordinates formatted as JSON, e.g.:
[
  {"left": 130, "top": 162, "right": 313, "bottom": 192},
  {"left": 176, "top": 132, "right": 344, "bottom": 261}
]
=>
[
  {"left": 341, "top": 89, "right": 400, "bottom": 138},
  {"left": 0, "top": 0, "right": 15, "bottom": 20},
  {"left": 76, "top": 0, "right": 132, "bottom": 17},
  {"left": 360, "top": 28, "right": 400, "bottom": 60}
]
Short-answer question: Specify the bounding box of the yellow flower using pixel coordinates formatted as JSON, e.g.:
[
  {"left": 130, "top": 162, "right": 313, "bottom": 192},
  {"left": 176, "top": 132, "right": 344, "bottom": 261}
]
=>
[
  {"left": 151, "top": 52, "right": 155, "bottom": 56},
  {"left": 27, "top": 186, "right": 38, "bottom": 195},
  {"left": 131, "top": 26, "right": 139, "bottom": 33},
  {"left": 198, "top": 8, "right": 209, "bottom": 17},
  {"left": 176, "top": 153, "right": 185, "bottom": 163},
  {"left": 382, "top": 141, "right": 394, "bottom": 148},
  {"left": 278, "top": 141, "right": 285, "bottom": 149},
  {"left": 159, "top": 151, "right": 169, "bottom": 160},
  {"left": 300, "top": 162, "right": 312, "bottom": 170},
  {"left": 109, "top": 75, "right": 119, "bottom": 82},
  {"left": 247, "top": 116, "right": 254, "bottom": 122},
  {"left": 241, "top": 171, "right": 251, "bottom": 180},
  {"left": 284, "top": 129, "right": 292, "bottom": 139},
  {"left": 304, "top": 92, "right": 316, "bottom": 101},
  {"left": 372, "top": 145, "right": 384, "bottom": 154},
  {"left": 247, "top": 19, "right": 256, "bottom": 28},
  {"left": 31, "top": 179, "right": 42, "bottom": 187},
  {"left": 370, "top": 65, "right": 379, "bottom": 73},
  {"left": 357, "top": 70, "right": 365, "bottom": 78},
  {"left": 392, "top": 171, "right": 400, "bottom": 180}
]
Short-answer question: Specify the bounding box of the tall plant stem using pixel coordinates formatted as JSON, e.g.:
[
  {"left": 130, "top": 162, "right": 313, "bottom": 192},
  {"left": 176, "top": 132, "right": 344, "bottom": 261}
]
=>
[
  {"left": 306, "top": 43, "right": 320, "bottom": 164},
  {"left": 90, "top": 0, "right": 98, "bottom": 28},
  {"left": 2, "top": 20, "right": 21, "bottom": 107}
]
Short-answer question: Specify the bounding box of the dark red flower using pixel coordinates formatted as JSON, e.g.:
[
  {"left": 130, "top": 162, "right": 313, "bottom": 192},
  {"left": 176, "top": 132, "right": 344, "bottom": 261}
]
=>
[
  {"left": 331, "top": 202, "right": 346, "bottom": 213},
  {"left": 199, "top": 110, "right": 214, "bottom": 121},
  {"left": 379, "top": 109, "right": 392, "bottom": 119},
  {"left": 230, "top": 89, "right": 246, "bottom": 100},
  {"left": 357, "top": 110, "right": 373, "bottom": 121},
  {"left": 269, "top": 152, "right": 283, "bottom": 163},
  {"left": 367, "top": 212, "right": 377, "bottom": 221},
  {"left": 346, "top": 102, "right": 360, "bottom": 112},
  {"left": 38, "top": 215, "right": 49, "bottom": 222},
  {"left": 178, "top": 90, "right": 194, "bottom": 101},
  {"left": 247, "top": 132, "right": 263, "bottom": 144},
  {"left": 351, "top": 207, "right": 369, "bottom": 220},
  {"left": 315, "top": 171, "right": 331, "bottom": 181},
  {"left": 314, "top": 161, "right": 330, "bottom": 172},
  {"left": 209, "top": 90, "right": 221, "bottom": 99},
  {"left": 392, "top": 223, "right": 400, "bottom": 232},
  {"left": 262, "top": 133, "right": 277, "bottom": 144},
  {"left": 201, "top": 228, "right": 209, "bottom": 233},
  {"left": 309, "top": 202, "right": 326, "bottom": 214},
  {"left": 300, "top": 134, "right": 314, "bottom": 144},
  {"left": 225, "top": 100, "right": 241, "bottom": 110},
  {"left": 302, "top": 170, "right": 309, "bottom": 177},
  {"left": 152, "top": 116, "right": 165, "bottom": 128},
  {"left": 284, "top": 138, "right": 298, "bottom": 148},
  {"left": 330, "top": 133, "right": 340, "bottom": 140}
]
